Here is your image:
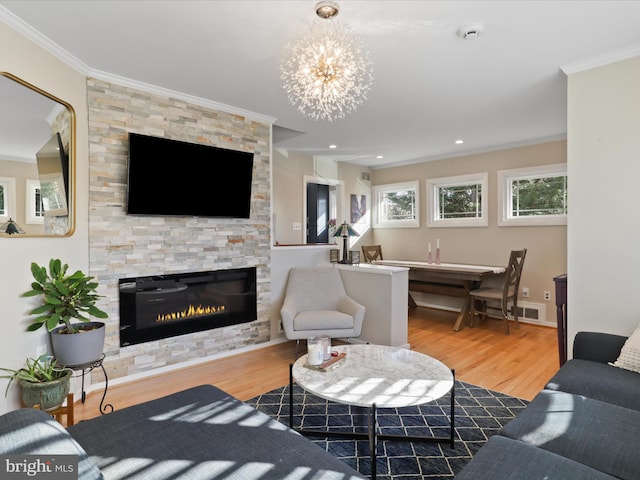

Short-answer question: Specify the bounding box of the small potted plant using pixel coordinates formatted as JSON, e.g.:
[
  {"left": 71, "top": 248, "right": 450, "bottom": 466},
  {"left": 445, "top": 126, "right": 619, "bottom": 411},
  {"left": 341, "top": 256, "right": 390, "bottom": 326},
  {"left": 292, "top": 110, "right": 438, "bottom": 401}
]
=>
[
  {"left": 23, "top": 258, "right": 109, "bottom": 367},
  {"left": 0, "top": 354, "right": 72, "bottom": 411}
]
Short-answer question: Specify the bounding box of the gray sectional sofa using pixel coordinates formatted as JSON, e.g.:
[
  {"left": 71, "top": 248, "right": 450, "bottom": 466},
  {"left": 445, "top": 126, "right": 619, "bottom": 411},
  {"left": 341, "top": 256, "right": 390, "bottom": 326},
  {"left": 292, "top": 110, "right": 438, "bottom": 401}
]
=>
[
  {"left": 1, "top": 384, "right": 365, "bottom": 480},
  {"left": 456, "top": 331, "right": 640, "bottom": 479}
]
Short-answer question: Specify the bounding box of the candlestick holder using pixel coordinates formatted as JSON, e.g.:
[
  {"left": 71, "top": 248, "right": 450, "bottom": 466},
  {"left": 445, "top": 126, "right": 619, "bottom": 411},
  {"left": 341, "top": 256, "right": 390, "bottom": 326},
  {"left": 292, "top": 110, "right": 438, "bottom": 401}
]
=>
[
  {"left": 435, "top": 247, "right": 441, "bottom": 265},
  {"left": 427, "top": 251, "right": 432, "bottom": 264}
]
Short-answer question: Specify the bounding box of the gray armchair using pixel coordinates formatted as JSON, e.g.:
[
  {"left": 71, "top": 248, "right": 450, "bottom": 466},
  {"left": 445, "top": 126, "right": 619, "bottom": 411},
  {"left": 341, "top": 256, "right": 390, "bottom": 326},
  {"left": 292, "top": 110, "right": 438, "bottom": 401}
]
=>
[{"left": 280, "top": 266, "right": 365, "bottom": 343}]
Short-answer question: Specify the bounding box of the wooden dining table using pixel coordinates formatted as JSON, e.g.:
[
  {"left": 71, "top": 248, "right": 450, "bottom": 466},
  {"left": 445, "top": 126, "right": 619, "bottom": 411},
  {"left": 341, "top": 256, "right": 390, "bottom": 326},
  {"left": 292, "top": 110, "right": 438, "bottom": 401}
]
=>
[{"left": 373, "top": 260, "right": 506, "bottom": 331}]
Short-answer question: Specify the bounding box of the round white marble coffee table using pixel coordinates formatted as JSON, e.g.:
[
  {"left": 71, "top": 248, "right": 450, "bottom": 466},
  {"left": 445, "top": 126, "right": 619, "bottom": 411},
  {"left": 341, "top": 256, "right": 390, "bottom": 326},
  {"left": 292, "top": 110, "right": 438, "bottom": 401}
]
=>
[{"left": 289, "top": 344, "right": 455, "bottom": 479}]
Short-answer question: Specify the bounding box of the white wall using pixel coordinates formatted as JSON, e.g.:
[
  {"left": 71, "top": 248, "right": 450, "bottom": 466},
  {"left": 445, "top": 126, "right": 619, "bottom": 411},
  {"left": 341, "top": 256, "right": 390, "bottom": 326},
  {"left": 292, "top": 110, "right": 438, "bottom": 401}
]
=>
[
  {"left": 272, "top": 149, "right": 375, "bottom": 248},
  {"left": 0, "top": 22, "right": 89, "bottom": 413},
  {"left": 272, "top": 150, "right": 313, "bottom": 245},
  {"left": 567, "top": 55, "right": 640, "bottom": 344}
]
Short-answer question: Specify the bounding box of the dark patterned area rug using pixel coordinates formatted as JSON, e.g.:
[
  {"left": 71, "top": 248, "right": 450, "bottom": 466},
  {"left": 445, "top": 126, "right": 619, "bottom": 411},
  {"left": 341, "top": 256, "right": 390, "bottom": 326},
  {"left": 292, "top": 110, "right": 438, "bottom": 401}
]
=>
[{"left": 247, "top": 381, "right": 528, "bottom": 479}]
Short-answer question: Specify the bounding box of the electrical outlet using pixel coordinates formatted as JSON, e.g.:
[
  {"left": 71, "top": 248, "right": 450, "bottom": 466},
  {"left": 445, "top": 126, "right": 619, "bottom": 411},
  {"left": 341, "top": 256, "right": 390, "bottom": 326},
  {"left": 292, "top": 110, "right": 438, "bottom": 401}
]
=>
[
  {"left": 544, "top": 291, "right": 551, "bottom": 301},
  {"left": 521, "top": 287, "right": 529, "bottom": 298},
  {"left": 292, "top": 222, "right": 301, "bottom": 231}
]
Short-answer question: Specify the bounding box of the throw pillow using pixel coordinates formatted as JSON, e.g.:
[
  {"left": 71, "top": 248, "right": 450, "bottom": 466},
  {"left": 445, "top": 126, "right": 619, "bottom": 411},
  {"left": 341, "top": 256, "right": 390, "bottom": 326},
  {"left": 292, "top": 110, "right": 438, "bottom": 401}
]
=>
[{"left": 613, "top": 324, "right": 640, "bottom": 373}]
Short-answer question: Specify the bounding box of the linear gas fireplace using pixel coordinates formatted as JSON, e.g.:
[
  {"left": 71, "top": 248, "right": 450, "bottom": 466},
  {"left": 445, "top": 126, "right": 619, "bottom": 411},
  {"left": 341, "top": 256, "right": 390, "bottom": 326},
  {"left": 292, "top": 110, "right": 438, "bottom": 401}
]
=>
[{"left": 119, "top": 267, "right": 257, "bottom": 346}]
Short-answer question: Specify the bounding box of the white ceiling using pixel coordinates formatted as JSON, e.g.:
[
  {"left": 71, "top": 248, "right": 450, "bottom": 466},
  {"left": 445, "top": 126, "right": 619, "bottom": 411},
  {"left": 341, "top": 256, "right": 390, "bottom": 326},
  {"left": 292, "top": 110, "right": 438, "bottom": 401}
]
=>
[{"left": 2, "top": 1, "right": 640, "bottom": 168}]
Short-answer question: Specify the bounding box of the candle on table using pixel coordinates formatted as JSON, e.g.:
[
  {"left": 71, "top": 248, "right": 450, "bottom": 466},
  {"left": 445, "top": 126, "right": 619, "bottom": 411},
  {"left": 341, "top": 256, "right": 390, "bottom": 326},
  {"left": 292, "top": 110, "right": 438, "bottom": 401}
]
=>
[
  {"left": 428, "top": 242, "right": 431, "bottom": 253},
  {"left": 307, "top": 345, "right": 323, "bottom": 365},
  {"left": 437, "top": 238, "right": 440, "bottom": 249}
]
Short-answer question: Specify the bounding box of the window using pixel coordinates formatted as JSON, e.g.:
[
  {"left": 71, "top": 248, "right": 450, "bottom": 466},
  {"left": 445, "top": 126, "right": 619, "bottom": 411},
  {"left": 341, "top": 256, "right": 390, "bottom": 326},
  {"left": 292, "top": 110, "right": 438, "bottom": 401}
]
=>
[
  {"left": 0, "top": 176, "right": 16, "bottom": 221},
  {"left": 498, "top": 164, "right": 567, "bottom": 226},
  {"left": 372, "top": 180, "right": 419, "bottom": 228},
  {"left": 427, "top": 173, "right": 488, "bottom": 227},
  {"left": 26, "top": 179, "right": 45, "bottom": 225},
  {"left": 38, "top": 172, "right": 68, "bottom": 216}
]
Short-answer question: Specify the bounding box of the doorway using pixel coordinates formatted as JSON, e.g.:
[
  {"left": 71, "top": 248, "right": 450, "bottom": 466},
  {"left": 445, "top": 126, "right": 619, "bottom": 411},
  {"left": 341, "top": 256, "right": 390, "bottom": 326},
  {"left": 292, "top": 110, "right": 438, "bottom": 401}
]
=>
[
  {"left": 307, "top": 183, "right": 329, "bottom": 243},
  {"left": 303, "top": 175, "right": 343, "bottom": 244}
]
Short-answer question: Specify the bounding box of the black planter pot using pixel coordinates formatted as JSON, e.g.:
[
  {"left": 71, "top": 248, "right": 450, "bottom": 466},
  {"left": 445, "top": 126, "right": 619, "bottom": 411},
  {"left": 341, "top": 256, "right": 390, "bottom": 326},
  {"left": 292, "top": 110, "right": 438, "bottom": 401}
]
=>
[{"left": 50, "top": 321, "right": 106, "bottom": 368}]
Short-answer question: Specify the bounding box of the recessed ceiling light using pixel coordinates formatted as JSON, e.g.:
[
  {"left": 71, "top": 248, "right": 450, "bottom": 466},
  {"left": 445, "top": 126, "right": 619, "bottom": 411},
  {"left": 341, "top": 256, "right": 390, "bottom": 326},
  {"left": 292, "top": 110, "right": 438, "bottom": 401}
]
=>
[
  {"left": 455, "top": 139, "right": 464, "bottom": 144},
  {"left": 376, "top": 155, "right": 384, "bottom": 159},
  {"left": 329, "top": 144, "right": 337, "bottom": 149}
]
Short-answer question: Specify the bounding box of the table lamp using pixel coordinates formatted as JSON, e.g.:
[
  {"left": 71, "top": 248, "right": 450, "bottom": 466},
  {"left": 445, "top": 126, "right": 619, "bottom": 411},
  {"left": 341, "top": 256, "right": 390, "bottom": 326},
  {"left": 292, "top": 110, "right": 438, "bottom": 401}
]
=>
[
  {"left": 333, "top": 221, "right": 359, "bottom": 264},
  {"left": 1, "top": 218, "right": 25, "bottom": 235}
]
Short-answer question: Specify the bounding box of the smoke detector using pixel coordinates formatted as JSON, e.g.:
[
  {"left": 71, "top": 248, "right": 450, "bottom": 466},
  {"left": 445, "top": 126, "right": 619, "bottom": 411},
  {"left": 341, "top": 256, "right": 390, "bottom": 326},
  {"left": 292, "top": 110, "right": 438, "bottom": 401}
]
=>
[{"left": 458, "top": 22, "right": 484, "bottom": 39}]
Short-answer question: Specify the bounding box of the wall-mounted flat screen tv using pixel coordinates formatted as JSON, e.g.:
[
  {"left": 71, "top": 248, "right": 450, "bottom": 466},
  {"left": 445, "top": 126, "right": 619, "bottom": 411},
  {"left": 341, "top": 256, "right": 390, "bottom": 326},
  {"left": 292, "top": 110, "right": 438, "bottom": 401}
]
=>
[
  {"left": 126, "top": 133, "right": 254, "bottom": 218},
  {"left": 36, "top": 132, "right": 69, "bottom": 217}
]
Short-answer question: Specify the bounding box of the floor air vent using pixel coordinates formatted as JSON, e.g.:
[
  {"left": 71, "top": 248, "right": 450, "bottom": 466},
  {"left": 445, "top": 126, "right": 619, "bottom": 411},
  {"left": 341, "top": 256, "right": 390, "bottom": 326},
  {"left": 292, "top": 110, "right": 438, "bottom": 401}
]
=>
[{"left": 508, "top": 301, "right": 553, "bottom": 327}]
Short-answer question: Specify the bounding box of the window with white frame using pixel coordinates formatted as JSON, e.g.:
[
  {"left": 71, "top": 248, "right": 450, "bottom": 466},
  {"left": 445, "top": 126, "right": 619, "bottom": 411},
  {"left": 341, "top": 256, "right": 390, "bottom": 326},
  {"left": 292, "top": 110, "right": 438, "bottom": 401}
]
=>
[
  {"left": 372, "top": 180, "right": 419, "bottom": 228},
  {"left": 498, "top": 163, "right": 567, "bottom": 226},
  {"left": 0, "top": 176, "right": 16, "bottom": 220},
  {"left": 427, "top": 173, "right": 488, "bottom": 227},
  {"left": 26, "top": 179, "right": 44, "bottom": 225}
]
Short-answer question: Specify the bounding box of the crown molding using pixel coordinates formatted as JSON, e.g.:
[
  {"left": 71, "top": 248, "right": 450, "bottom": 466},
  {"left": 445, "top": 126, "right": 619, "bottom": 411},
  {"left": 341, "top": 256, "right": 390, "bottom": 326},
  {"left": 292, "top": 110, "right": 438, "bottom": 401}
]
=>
[
  {"left": 0, "top": 6, "right": 91, "bottom": 75},
  {"left": 0, "top": 6, "right": 276, "bottom": 125},
  {"left": 371, "top": 134, "right": 567, "bottom": 170},
  {"left": 561, "top": 44, "right": 640, "bottom": 75},
  {"left": 88, "top": 69, "right": 276, "bottom": 125}
]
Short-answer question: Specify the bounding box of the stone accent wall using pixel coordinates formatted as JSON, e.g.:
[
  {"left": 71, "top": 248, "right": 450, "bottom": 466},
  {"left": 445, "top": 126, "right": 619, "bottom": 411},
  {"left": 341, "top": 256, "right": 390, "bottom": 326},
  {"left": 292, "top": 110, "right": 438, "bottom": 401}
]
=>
[{"left": 87, "top": 78, "right": 271, "bottom": 382}]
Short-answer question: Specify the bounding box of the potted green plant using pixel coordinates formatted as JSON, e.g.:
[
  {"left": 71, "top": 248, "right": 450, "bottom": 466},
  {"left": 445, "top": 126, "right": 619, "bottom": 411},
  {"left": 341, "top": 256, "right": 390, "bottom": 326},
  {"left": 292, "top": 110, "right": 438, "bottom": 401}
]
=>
[
  {"left": 0, "top": 354, "right": 72, "bottom": 411},
  {"left": 23, "top": 258, "right": 109, "bottom": 367}
]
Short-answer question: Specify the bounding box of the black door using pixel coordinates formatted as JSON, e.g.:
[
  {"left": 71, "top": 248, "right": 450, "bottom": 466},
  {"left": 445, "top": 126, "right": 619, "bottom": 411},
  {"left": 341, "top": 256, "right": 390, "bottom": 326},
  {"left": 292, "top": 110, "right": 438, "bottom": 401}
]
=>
[{"left": 306, "top": 183, "right": 330, "bottom": 243}]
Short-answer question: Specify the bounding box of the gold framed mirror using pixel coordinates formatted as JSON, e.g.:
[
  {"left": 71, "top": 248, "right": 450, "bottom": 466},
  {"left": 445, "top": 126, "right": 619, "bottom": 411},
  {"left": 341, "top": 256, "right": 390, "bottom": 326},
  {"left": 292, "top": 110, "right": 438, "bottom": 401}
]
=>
[{"left": 0, "top": 72, "right": 75, "bottom": 237}]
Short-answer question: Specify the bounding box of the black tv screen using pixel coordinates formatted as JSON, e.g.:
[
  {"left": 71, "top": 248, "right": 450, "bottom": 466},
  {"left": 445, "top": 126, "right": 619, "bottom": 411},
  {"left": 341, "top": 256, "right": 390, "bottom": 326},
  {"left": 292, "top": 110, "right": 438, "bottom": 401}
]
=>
[
  {"left": 36, "top": 132, "right": 69, "bottom": 217},
  {"left": 126, "top": 133, "right": 254, "bottom": 218}
]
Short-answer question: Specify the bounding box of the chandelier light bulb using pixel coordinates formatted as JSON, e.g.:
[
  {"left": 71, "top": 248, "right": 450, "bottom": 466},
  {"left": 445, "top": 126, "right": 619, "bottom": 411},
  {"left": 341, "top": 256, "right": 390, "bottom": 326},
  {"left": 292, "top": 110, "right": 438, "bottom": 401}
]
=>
[{"left": 281, "top": 17, "right": 374, "bottom": 122}]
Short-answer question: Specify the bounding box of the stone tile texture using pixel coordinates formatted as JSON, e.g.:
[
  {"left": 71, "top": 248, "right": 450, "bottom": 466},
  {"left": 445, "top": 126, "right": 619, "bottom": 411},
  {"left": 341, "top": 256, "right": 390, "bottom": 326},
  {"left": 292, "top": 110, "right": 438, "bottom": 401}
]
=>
[{"left": 87, "top": 78, "right": 271, "bottom": 382}]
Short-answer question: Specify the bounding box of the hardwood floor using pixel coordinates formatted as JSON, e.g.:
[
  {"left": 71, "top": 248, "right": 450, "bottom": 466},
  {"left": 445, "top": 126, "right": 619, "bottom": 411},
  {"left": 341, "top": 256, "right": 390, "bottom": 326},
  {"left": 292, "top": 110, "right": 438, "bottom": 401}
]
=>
[
  {"left": 74, "top": 307, "right": 560, "bottom": 423},
  {"left": 408, "top": 307, "right": 559, "bottom": 400}
]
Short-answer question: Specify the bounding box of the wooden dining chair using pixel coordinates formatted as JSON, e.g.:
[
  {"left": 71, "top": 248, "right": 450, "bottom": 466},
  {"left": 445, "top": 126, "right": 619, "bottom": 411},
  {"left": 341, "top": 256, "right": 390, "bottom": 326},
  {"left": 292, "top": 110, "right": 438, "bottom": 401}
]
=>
[
  {"left": 361, "top": 245, "right": 383, "bottom": 262},
  {"left": 469, "top": 249, "right": 527, "bottom": 335}
]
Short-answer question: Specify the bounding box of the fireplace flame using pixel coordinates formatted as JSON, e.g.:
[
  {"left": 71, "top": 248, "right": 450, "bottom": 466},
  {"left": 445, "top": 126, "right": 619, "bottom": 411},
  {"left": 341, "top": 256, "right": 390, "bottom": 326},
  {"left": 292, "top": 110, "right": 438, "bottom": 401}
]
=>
[{"left": 156, "top": 303, "right": 225, "bottom": 323}]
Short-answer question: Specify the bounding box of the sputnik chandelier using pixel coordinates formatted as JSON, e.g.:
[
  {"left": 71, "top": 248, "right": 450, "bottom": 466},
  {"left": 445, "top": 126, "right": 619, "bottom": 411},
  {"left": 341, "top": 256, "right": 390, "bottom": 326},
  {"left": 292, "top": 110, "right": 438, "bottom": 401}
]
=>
[{"left": 280, "top": 1, "right": 373, "bottom": 122}]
